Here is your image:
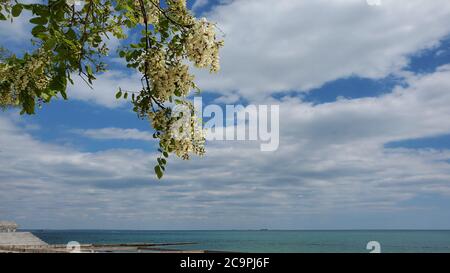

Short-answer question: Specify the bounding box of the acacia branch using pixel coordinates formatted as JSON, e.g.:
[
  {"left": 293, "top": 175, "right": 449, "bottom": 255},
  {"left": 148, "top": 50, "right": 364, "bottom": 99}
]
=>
[
  {"left": 138, "top": 0, "right": 166, "bottom": 111},
  {"left": 78, "top": 0, "right": 94, "bottom": 73}
]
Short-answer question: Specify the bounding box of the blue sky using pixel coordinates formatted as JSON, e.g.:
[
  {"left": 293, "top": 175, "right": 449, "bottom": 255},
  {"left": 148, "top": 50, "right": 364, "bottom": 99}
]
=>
[{"left": 2, "top": 0, "right": 450, "bottom": 229}]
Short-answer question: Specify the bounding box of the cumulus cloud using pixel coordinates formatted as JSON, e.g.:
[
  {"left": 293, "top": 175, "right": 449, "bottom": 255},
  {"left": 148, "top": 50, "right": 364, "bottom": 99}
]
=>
[
  {"left": 6, "top": 0, "right": 450, "bottom": 109},
  {"left": 2, "top": 0, "right": 450, "bottom": 229},
  {"left": 279, "top": 65, "right": 450, "bottom": 146},
  {"left": 75, "top": 127, "right": 155, "bottom": 141},
  {"left": 68, "top": 70, "right": 142, "bottom": 108},
  {"left": 195, "top": 0, "right": 450, "bottom": 101},
  {"left": 2, "top": 64, "right": 450, "bottom": 229}
]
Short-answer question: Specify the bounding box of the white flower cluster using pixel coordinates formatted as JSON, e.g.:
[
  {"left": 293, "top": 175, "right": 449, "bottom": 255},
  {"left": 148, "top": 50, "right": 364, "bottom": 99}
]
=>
[
  {"left": 14, "top": 51, "right": 50, "bottom": 92},
  {"left": 0, "top": 63, "right": 10, "bottom": 79},
  {"left": 186, "top": 18, "right": 224, "bottom": 72},
  {"left": 141, "top": 48, "right": 194, "bottom": 101},
  {"left": 149, "top": 107, "right": 205, "bottom": 160},
  {"left": 0, "top": 63, "right": 16, "bottom": 106},
  {"left": 0, "top": 50, "right": 50, "bottom": 105},
  {"left": 129, "top": 0, "right": 222, "bottom": 162}
]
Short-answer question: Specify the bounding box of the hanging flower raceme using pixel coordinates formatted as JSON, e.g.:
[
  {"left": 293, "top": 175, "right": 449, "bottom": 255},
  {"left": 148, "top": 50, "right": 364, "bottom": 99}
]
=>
[
  {"left": 0, "top": 49, "right": 51, "bottom": 109},
  {"left": 186, "top": 18, "right": 224, "bottom": 72},
  {"left": 139, "top": 47, "right": 195, "bottom": 102},
  {"left": 149, "top": 102, "right": 205, "bottom": 161}
]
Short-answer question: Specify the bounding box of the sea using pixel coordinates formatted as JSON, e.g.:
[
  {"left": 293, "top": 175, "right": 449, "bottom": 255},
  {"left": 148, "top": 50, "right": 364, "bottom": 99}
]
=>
[{"left": 25, "top": 230, "right": 450, "bottom": 253}]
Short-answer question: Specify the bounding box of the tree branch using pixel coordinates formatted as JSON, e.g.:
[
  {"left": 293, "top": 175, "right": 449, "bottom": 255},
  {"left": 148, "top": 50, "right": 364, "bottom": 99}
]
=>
[{"left": 138, "top": 0, "right": 166, "bottom": 111}]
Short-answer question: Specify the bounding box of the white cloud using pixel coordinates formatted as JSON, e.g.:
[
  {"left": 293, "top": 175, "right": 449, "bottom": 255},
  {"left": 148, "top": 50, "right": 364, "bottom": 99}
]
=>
[
  {"left": 75, "top": 127, "right": 154, "bottom": 141},
  {"left": 2, "top": 0, "right": 450, "bottom": 229},
  {"left": 192, "top": 0, "right": 209, "bottom": 12},
  {"left": 0, "top": 10, "right": 33, "bottom": 45},
  {"left": 282, "top": 64, "right": 450, "bottom": 145},
  {"left": 2, "top": 64, "right": 450, "bottom": 229},
  {"left": 4, "top": 0, "right": 450, "bottom": 109},
  {"left": 68, "top": 70, "right": 141, "bottom": 108},
  {"left": 213, "top": 93, "right": 241, "bottom": 104},
  {"left": 195, "top": 0, "right": 450, "bottom": 100}
]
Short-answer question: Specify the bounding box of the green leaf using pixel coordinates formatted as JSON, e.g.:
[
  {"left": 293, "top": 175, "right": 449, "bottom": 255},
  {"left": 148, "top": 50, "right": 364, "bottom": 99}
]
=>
[
  {"left": 31, "top": 25, "right": 46, "bottom": 37},
  {"left": 159, "top": 19, "right": 169, "bottom": 30},
  {"left": 123, "top": 92, "right": 128, "bottom": 99},
  {"left": 67, "top": 76, "right": 74, "bottom": 85},
  {"left": 85, "top": 65, "right": 95, "bottom": 84},
  {"left": 0, "top": 13, "right": 6, "bottom": 21},
  {"left": 85, "top": 64, "right": 93, "bottom": 76},
  {"left": 33, "top": 5, "right": 50, "bottom": 17},
  {"left": 29, "top": 17, "right": 48, "bottom": 25},
  {"left": 115, "top": 90, "right": 122, "bottom": 99},
  {"left": 12, "top": 5, "right": 23, "bottom": 17},
  {"left": 65, "top": 28, "right": 77, "bottom": 40},
  {"left": 22, "top": 95, "right": 35, "bottom": 115},
  {"left": 60, "top": 88, "right": 68, "bottom": 100},
  {"left": 154, "top": 165, "right": 163, "bottom": 179},
  {"left": 44, "top": 38, "right": 57, "bottom": 50},
  {"left": 49, "top": 68, "right": 67, "bottom": 93}
]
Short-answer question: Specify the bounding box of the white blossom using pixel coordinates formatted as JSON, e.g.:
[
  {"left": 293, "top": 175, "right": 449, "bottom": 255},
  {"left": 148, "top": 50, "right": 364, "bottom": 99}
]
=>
[{"left": 186, "top": 18, "right": 224, "bottom": 72}]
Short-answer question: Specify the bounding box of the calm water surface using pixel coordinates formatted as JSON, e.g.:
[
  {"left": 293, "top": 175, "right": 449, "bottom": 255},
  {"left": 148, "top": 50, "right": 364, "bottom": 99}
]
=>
[{"left": 28, "top": 230, "right": 450, "bottom": 253}]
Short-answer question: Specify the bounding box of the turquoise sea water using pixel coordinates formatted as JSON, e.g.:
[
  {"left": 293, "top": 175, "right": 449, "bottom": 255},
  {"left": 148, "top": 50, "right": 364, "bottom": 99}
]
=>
[{"left": 28, "top": 230, "right": 450, "bottom": 253}]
